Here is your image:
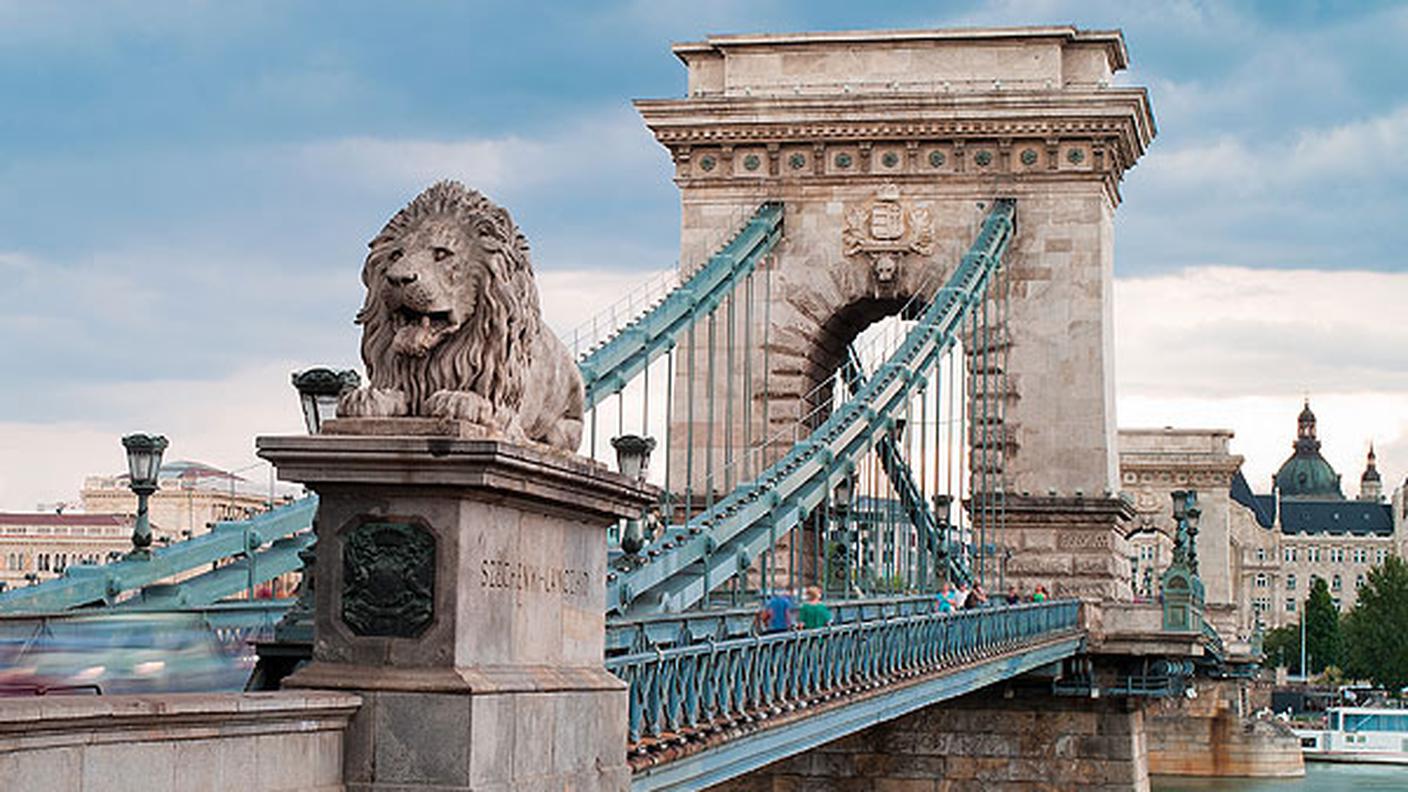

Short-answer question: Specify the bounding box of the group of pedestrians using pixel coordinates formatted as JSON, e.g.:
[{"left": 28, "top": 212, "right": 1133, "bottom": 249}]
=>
[
  {"left": 758, "top": 586, "right": 833, "bottom": 632},
  {"left": 757, "top": 580, "right": 1051, "bottom": 633}
]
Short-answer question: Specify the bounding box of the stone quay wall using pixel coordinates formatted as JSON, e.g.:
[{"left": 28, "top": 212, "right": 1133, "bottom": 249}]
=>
[
  {"left": 710, "top": 685, "right": 1149, "bottom": 792},
  {"left": 0, "top": 691, "right": 359, "bottom": 792}
]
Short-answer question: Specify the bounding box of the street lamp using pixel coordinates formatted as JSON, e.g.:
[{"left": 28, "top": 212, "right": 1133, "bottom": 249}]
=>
[
  {"left": 610, "top": 435, "right": 656, "bottom": 482},
  {"left": 291, "top": 368, "right": 362, "bottom": 434},
  {"left": 122, "top": 433, "right": 168, "bottom": 559}
]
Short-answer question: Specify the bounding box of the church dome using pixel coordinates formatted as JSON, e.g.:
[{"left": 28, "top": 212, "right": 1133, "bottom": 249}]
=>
[{"left": 1274, "top": 401, "right": 1344, "bottom": 500}]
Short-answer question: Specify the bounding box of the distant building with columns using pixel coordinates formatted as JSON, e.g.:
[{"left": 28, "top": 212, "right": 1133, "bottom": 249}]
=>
[{"left": 1120, "top": 402, "right": 1406, "bottom": 647}]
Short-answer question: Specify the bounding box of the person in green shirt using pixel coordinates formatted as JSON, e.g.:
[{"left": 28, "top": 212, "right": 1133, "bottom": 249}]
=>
[{"left": 798, "top": 586, "right": 832, "bottom": 629}]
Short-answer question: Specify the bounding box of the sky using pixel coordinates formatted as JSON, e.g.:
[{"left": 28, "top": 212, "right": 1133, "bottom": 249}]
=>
[{"left": 2, "top": 0, "right": 1407, "bottom": 510}]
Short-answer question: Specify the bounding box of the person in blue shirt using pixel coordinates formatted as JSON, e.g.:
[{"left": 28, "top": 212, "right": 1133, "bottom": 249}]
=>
[{"left": 759, "top": 592, "right": 797, "bottom": 632}]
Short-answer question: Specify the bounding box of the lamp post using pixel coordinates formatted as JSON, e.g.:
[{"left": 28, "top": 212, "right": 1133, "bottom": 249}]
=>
[
  {"left": 291, "top": 368, "right": 361, "bottom": 434},
  {"left": 610, "top": 435, "right": 656, "bottom": 482},
  {"left": 122, "top": 433, "right": 168, "bottom": 559}
]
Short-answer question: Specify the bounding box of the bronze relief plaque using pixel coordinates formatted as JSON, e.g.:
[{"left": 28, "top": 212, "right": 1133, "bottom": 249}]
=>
[{"left": 341, "top": 518, "right": 436, "bottom": 638}]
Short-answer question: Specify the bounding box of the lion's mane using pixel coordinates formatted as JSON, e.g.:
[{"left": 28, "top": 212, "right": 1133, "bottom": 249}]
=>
[{"left": 355, "top": 181, "right": 541, "bottom": 415}]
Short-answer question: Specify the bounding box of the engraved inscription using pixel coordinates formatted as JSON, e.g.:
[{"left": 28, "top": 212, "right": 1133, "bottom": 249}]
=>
[
  {"left": 1057, "top": 530, "right": 1113, "bottom": 550},
  {"left": 480, "top": 558, "right": 592, "bottom": 598}
]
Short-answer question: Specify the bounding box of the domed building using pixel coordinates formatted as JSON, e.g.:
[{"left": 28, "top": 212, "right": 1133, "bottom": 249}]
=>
[
  {"left": 1272, "top": 402, "right": 1343, "bottom": 500},
  {"left": 1119, "top": 400, "right": 1407, "bottom": 646}
]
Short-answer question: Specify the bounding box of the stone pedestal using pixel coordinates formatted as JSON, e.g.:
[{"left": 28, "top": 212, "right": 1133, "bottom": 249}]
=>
[
  {"left": 1000, "top": 495, "right": 1136, "bottom": 609},
  {"left": 258, "top": 428, "right": 653, "bottom": 792}
]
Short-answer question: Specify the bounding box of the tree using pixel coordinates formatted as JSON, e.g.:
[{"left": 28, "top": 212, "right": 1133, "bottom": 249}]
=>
[
  {"left": 1343, "top": 555, "right": 1408, "bottom": 690},
  {"left": 1263, "top": 624, "right": 1302, "bottom": 674},
  {"left": 1304, "top": 576, "right": 1343, "bottom": 674}
]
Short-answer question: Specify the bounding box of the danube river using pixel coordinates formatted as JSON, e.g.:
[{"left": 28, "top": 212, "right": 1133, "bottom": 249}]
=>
[{"left": 1153, "top": 763, "right": 1407, "bottom": 791}]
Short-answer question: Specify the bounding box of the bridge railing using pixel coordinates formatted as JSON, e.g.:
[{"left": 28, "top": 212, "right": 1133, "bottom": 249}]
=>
[{"left": 608, "top": 598, "right": 1079, "bottom": 745}]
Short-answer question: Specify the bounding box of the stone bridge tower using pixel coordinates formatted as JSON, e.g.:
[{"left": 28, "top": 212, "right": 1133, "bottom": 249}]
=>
[{"left": 640, "top": 27, "right": 1155, "bottom": 601}]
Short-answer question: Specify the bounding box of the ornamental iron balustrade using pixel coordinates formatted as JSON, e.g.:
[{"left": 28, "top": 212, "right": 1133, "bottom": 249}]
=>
[{"left": 608, "top": 598, "right": 1078, "bottom": 745}]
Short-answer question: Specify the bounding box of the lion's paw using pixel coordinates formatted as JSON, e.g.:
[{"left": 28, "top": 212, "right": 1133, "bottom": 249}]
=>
[
  {"left": 426, "top": 390, "right": 497, "bottom": 425},
  {"left": 338, "top": 387, "right": 409, "bottom": 418}
]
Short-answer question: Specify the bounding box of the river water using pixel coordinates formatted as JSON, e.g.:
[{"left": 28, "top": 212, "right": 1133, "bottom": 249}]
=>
[{"left": 1153, "top": 763, "right": 1407, "bottom": 791}]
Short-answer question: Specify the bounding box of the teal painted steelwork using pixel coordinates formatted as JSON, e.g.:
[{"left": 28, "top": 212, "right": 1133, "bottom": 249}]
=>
[
  {"left": 578, "top": 202, "right": 783, "bottom": 409},
  {"left": 0, "top": 497, "right": 317, "bottom": 613},
  {"left": 839, "top": 344, "right": 971, "bottom": 586},
  {"left": 612, "top": 599, "right": 1080, "bottom": 788},
  {"left": 607, "top": 592, "right": 969, "bottom": 654},
  {"left": 630, "top": 635, "right": 1082, "bottom": 791},
  {"left": 608, "top": 199, "right": 1016, "bottom": 616},
  {"left": 115, "top": 533, "right": 315, "bottom": 609}
]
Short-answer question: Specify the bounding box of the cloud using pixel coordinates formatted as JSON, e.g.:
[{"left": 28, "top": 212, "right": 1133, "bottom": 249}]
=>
[
  {"left": 0, "top": 359, "right": 306, "bottom": 511},
  {"left": 1114, "top": 265, "right": 1408, "bottom": 494},
  {"left": 293, "top": 110, "right": 669, "bottom": 204}
]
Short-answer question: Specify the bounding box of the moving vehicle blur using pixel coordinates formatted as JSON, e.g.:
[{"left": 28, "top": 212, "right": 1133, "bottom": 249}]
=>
[{"left": 0, "top": 612, "right": 257, "bottom": 695}]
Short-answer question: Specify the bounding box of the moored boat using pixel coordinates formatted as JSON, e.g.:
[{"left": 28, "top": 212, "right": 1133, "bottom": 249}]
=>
[{"left": 1293, "top": 706, "right": 1408, "bottom": 764}]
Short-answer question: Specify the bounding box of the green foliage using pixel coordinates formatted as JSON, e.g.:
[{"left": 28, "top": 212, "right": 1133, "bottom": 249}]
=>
[
  {"left": 1343, "top": 555, "right": 1408, "bottom": 691},
  {"left": 1304, "top": 576, "right": 1343, "bottom": 674},
  {"left": 1263, "top": 624, "right": 1302, "bottom": 674}
]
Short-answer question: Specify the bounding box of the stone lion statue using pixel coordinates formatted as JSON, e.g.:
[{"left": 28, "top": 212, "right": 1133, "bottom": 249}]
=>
[{"left": 338, "top": 180, "right": 584, "bottom": 451}]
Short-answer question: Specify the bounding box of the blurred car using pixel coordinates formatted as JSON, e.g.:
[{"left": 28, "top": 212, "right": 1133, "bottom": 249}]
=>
[{"left": 0, "top": 613, "right": 251, "bottom": 695}]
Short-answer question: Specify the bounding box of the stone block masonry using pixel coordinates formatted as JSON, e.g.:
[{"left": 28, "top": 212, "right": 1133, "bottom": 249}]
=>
[{"left": 710, "top": 683, "right": 1149, "bottom": 791}]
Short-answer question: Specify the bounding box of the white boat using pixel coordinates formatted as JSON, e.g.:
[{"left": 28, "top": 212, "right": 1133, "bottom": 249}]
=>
[{"left": 1293, "top": 706, "right": 1408, "bottom": 764}]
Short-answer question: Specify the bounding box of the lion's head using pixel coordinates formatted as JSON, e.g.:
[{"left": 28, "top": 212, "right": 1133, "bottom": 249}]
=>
[{"left": 355, "top": 181, "right": 541, "bottom": 415}]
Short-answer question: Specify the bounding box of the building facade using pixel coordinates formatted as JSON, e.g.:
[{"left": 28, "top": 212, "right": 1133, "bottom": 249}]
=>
[
  {"left": 3, "top": 460, "right": 298, "bottom": 595},
  {"left": 80, "top": 459, "right": 281, "bottom": 543},
  {"left": 0, "top": 513, "right": 135, "bottom": 591},
  {"left": 1119, "top": 403, "right": 1406, "bottom": 646}
]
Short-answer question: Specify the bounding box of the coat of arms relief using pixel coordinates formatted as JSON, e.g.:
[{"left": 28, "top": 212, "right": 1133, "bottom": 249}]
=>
[{"left": 842, "top": 183, "right": 935, "bottom": 283}]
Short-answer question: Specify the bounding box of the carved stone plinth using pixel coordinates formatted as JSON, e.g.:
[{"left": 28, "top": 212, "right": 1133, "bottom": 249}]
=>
[
  {"left": 258, "top": 429, "right": 653, "bottom": 792},
  {"left": 997, "top": 495, "right": 1135, "bottom": 635}
]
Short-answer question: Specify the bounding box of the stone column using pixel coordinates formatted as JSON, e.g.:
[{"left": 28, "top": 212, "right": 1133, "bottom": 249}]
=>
[{"left": 259, "top": 427, "right": 652, "bottom": 792}]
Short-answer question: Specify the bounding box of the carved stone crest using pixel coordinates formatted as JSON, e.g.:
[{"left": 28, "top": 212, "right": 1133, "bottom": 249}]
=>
[
  {"left": 842, "top": 183, "right": 935, "bottom": 282},
  {"left": 342, "top": 518, "right": 436, "bottom": 638}
]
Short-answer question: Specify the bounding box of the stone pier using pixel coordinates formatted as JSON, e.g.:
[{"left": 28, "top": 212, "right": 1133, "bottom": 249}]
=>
[
  {"left": 259, "top": 428, "right": 653, "bottom": 792},
  {"left": 709, "top": 682, "right": 1149, "bottom": 792}
]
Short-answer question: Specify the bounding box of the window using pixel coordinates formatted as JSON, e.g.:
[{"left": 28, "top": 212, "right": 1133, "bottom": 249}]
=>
[
  {"left": 1353, "top": 548, "right": 1366, "bottom": 564},
  {"left": 1308, "top": 547, "right": 1321, "bottom": 563},
  {"left": 1331, "top": 548, "right": 1344, "bottom": 564},
  {"left": 1286, "top": 598, "right": 1297, "bottom": 613},
  {"left": 1376, "top": 549, "right": 1388, "bottom": 564},
  {"left": 1356, "top": 573, "right": 1366, "bottom": 589},
  {"left": 1285, "top": 547, "right": 1297, "bottom": 563},
  {"left": 1333, "top": 597, "right": 1342, "bottom": 609},
  {"left": 1332, "top": 574, "right": 1342, "bottom": 592},
  {"left": 1255, "top": 573, "right": 1269, "bottom": 589},
  {"left": 1287, "top": 573, "right": 1297, "bottom": 591},
  {"left": 1256, "top": 548, "right": 1267, "bottom": 563}
]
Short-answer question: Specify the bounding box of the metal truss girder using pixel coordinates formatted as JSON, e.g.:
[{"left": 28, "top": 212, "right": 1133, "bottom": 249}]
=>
[
  {"left": 115, "top": 532, "right": 315, "bottom": 608},
  {"left": 609, "top": 200, "right": 1014, "bottom": 615},
  {"left": 580, "top": 202, "right": 784, "bottom": 410},
  {"left": 0, "top": 497, "right": 318, "bottom": 613}
]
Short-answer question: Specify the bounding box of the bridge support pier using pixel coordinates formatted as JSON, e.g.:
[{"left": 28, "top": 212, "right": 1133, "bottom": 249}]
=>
[
  {"left": 259, "top": 429, "right": 652, "bottom": 792},
  {"left": 998, "top": 495, "right": 1136, "bottom": 608},
  {"left": 710, "top": 682, "right": 1148, "bottom": 792}
]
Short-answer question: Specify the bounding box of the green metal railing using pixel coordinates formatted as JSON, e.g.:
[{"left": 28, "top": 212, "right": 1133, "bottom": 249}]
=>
[{"left": 610, "top": 598, "right": 1079, "bottom": 744}]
